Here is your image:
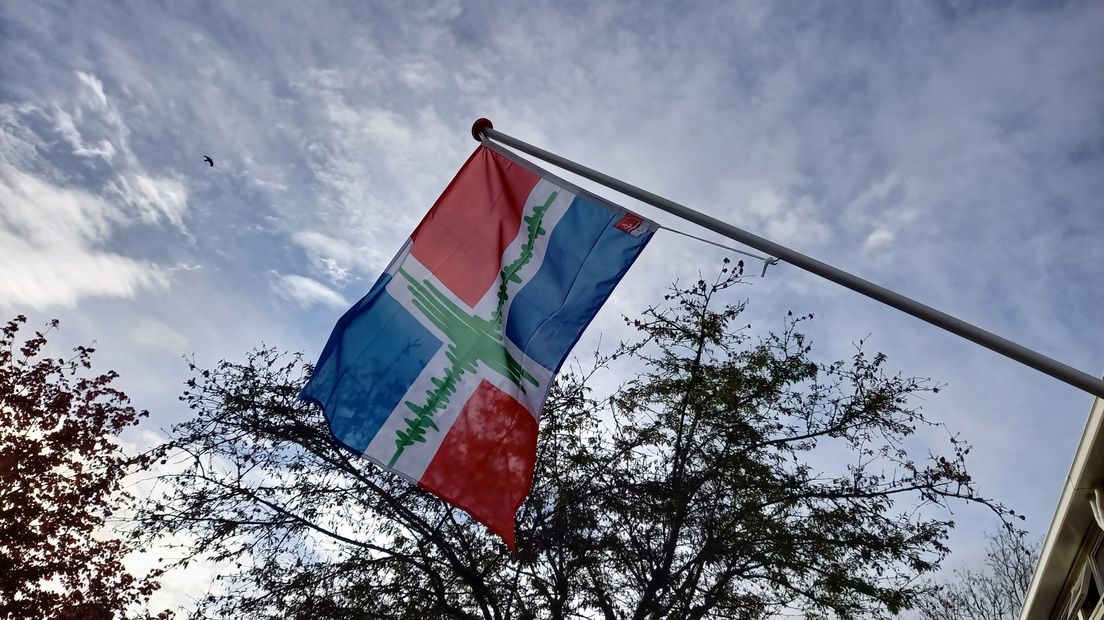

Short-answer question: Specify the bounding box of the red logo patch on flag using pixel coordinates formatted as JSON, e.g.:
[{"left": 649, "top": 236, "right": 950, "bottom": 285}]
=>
[{"left": 614, "top": 213, "right": 646, "bottom": 236}]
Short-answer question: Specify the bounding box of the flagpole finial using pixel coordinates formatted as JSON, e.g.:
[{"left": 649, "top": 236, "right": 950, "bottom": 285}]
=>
[{"left": 472, "top": 118, "right": 493, "bottom": 142}]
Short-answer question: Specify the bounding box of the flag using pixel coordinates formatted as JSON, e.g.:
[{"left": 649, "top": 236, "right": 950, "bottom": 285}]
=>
[{"left": 300, "top": 144, "right": 654, "bottom": 549}]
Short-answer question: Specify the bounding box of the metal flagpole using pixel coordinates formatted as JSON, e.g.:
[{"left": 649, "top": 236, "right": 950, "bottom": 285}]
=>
[{"left": 471, "top": 118, "right": 1104, "bottom": 399}]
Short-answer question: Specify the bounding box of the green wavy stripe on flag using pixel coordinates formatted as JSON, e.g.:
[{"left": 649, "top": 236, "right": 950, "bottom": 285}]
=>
[{"left": 388, "top": 190, "right": 557, "bottom": 466}]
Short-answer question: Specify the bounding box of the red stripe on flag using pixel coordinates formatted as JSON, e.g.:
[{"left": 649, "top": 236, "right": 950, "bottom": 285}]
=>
[
  {"left": 417, "top": 379, "right": 538, "bottom": 551},
  {"left": 410, "top": 147, "right": 540, "bottom": 308}
]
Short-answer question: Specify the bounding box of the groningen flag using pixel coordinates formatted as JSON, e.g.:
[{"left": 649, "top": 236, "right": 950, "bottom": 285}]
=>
[{"left": 300, "top": 144, "right": 654, "bottom": 549}]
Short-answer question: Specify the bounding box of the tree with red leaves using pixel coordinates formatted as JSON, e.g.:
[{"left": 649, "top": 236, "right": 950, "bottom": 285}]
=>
[{"left": 0, "top": 316, "right": 167, "bottom": 620}]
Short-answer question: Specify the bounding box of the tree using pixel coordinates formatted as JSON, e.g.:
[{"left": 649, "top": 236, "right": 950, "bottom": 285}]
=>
[
  {"left": 0, "top": 316, "right": 167, "bottom": 619},
  {"left": 917, "top": 529, "right": 1039, "bottom": 620},
  {"left": 140, "top": 262, "right": 1013, "bottom": 619}
]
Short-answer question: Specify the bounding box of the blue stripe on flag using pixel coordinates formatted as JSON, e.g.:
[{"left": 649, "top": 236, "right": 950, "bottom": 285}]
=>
[
  {"left": 301, "top": 273, "right": 442, "bottom": 453},
  {"left": 506, "top": 195, "right": 652, "bottom": 372}
]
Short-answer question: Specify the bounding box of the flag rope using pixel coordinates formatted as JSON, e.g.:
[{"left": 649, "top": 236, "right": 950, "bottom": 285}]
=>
[
  {"left": 655, "top": 224, "right": 779, "bottom": 277},
  {"left": 471, "top": 118, "right": 1104, "bottom": 399}
]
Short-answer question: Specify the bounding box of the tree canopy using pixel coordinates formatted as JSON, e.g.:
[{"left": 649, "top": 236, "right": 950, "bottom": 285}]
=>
[
  {"left": 0, "top": 316, "right": 167, "bottom": 620},
  {"left": 140, "top": 263, "right": 1013, "bottom": 619}
]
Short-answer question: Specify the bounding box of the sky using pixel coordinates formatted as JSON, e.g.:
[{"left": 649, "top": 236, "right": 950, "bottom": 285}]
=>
[{"left": 2, "top": 0, "right": 1103, "bottom": 612}]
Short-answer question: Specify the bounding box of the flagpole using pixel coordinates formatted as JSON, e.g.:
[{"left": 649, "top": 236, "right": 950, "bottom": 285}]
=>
[{"left": 471, "top": 118, "right": 1104, "bottom": 399}]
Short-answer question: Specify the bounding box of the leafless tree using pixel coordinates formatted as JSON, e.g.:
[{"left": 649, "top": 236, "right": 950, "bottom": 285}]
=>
[{"left": 917, "top": 529, "right": 1039, "bottom": 620}]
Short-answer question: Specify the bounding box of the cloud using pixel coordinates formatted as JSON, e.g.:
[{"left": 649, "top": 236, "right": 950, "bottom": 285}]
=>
[
  {"left": 743, "top": 188, "right": 830, "bottom": 247},
  {"left": 862, "top": 228, "right": 896, "bottom": 252},
  {"left": 128, "top": 318, "right": 188, "bottom": 352},
  {"left": 270, "top": 273, "right": 347, "bottom": 309},
  {"left": 44, "top": 71, "right": 138, "bottom": 167},
  {"left": 0, "top": 231, "right": 167, "bottom": 311},
  {"left": 0, "top": 165, "right": 168, "bottom": 310},
  {"left": 291, "top": 230, "right": 390, "bottom": 285},
  {"left": 108, "top": 173, "right": 189, "bottom": 230},
  {"left": 0, "top": 104, "right": 46, "bottom": 167},
  {"left": 0, "top": 68, "right": 191, "bottom": 310},
  {"left": 52, "top": 107, "right": 116, "bottom": 160},
  {"left": 74, "top": 71, "right": 109, "bottom": 108}
]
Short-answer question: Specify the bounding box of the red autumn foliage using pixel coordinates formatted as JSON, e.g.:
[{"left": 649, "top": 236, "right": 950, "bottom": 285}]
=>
[{"left": 0, "top": 316, "right": 167, "bottom": 620}]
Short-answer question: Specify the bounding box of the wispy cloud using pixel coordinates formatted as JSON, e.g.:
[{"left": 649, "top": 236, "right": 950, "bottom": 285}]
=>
[
  {"left": 108, "top": 173, "right": 188, "bottom": 230},
  {"left": 270, "top": 273, "right": 347, "bottom": 309},
  {"left": 128, "top": 318, "right": 188, "bottom": 352},
  {"left": 0, "top": 66, "right": 191, "bottom": 310},
  {"left": 0, "top": 165, "right": 167, "bottom": 310},
  {"left": 52, "top": 107, "right": 116, "bottom": 160}
]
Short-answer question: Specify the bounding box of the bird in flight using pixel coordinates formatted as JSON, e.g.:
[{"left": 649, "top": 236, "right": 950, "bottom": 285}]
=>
[{"left": 203, "top": 155, "right": 214, "bottom": 167}]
